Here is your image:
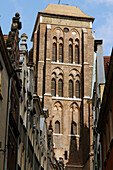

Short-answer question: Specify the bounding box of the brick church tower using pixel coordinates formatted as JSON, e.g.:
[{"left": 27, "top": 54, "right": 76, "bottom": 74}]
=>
[{"left": 31, "top": 4, "right": 94, "bottom": 169}]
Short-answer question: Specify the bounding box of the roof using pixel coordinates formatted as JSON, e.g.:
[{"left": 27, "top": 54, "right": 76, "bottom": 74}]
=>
[
  {"left": 31, "top": 4, "right": 94, "bottom": 41},
  {"left": 40, "top": 4, "right": 94, "bottom": 20}
]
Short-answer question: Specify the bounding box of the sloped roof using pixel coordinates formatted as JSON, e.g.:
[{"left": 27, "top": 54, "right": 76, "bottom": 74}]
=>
[{"left": 40, "top": 4, "right": 94, "bottom": 20}]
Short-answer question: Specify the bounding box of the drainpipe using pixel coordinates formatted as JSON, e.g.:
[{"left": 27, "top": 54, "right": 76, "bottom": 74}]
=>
[
  {"left": 25, "top": 99, "right": 31, "bottom": 170},
  {"left": 4, "top": 76, "right": 12, "bottom": 170}
]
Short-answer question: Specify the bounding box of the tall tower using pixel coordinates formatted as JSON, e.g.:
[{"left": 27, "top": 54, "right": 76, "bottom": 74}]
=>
[{"left": 31, "top": 4, "right": 94, "bottom": 169}]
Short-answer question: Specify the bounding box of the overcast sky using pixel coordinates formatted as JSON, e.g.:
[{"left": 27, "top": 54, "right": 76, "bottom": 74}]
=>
[{"left": 0, "top": 0, "right": 113, "bottom": 56}]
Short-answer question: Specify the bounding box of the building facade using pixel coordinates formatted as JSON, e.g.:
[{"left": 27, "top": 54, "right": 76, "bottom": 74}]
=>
[
  {"left": 97, "top": 49, "right": 113, "bottom": 170},
  {"left": 92, "top": 40, "right": 105, "bottom": 170},
  {"left": 32, "top": 4, "right": 94, "bottom": 169}
]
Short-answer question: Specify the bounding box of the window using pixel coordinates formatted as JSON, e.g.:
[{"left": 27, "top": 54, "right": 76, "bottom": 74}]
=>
[
  {"left": 64, "top": 151, "right": 67, "bottom": 160},
  {"left": 59, "top": 44, "right": 63, "bottom": 62},
  {"left": 72, "top": 121, "right": 77, "bottom": 135},
  {"left": 69, "top": 80, "right": 73, "bottom": 98},
  {"left": 75, "top": 80, "right": 80, "bottom": 98},
  {"left": 52, "top": 43, "right": 57, "bottom": 62},
  {"left": 0, "top": 62, "right": 3, "bottom": 98},
  {"left": 55, "top": 121, "right": 60, "bottom": 133},
  {"left": 58, "top": 79, "right": 63, "bottom": 97},
  {"left": 69, "top": 45, "right": 73, "bottom": 63},
  {"left": 51, "top": 78, "right": 56, "bottom": 96},
  {"left": 75, "top": 45, "right": 79, "bottom": 64}
]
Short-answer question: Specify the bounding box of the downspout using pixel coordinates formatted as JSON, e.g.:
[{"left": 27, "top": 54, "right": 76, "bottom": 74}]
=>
[{"left": 4, "top": 76, "right": 12, "bottom": 170}]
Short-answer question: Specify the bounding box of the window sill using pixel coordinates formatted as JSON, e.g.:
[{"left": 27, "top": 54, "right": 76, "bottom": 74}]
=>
[{"left": 53, "top": 133, "right": 63, "bottom": 136}]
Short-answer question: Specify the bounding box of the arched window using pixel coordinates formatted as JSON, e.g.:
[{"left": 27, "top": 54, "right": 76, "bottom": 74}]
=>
[
  {"left": 75, "top": 45, "right": 79, "bottom": 64},
  {"left": 59, "top": 44, "right": 63, "bottom": 62},
  {"left": 52, "top": 43, "right": 57, "bottom": 62},
  {"left": 55, "top": 121, "right": 60, "bottom": 133},
  {"left": 72, "top": 121, "right": 77, "bottom": 135},
  {"left": 69, "top": 80, "right": 73, "bottom": 98},
  {"left": 75, "top": 80, "right": 80, "bottom": 98},
  {"left": 58, "top": 79, "right": 63, "bottom": 97},
  {"left": 51, "top": 78, "right": 56, "bottom": 96},
  {"left": 69, "top": 45, "right": 73, "bottom": 63}
]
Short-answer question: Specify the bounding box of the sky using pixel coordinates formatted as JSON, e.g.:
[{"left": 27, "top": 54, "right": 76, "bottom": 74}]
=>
[{"left": 0, "top": 0, "right": 113, "bottom": 56}]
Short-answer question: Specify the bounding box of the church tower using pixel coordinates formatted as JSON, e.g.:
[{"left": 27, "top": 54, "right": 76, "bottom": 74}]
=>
[{"left": 31, "top": 4, "right": 94, "bottom": 169}]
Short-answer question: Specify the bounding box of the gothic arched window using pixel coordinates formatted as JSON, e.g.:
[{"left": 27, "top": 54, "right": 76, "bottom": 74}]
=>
[
  {"left": 51, "top": 78, "right": 56, "bottom": 96},
  {"left": 58, "top": 79, "right": 63, "bottom": 97},
  {"left": 72, "top": 121, "right": 77, "bottom": 135},
  {"left": 52, "top": 43, "right": 57, "bottom": 62},
  {"left": 55, "top": 121, "right": 60, "bottom": 133},
  {"left": 69, "top": 45, "right": 73, "bottom": 63},
  {"left": 59, "top": 44, "right": 63, "bottom": 62},
  {"left": 69, "top": 80, "right": 73, "bottom": 98},
  {"left": 75, "top": 80, "right": 80, "bottom": 98},
  {"left": 75, "top": 45, "right": 79, "bottom": 64}
]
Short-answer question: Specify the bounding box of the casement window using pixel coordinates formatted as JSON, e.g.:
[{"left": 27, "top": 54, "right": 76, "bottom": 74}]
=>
[
  {"left": 58, "top": 79, "right": 63, "bottom": 97},
  {"left": 51, "top": 78, "right": 56, "bottom": 96},
  {"left": 69, "top": 80, "right": 73, "bottom": 98},
  {"left": 75, "top": 80, "right": 80, "bottom": 98},
  {"left": 59, "top": 44, "right": 63, "bottom": 63},
  {"left": 55, "top": 121, "right": 60, "bottom": 133},
  {"left": 69, "top": 45, "right": 73, "bottom": 63},
  {"left": 72, "top": 121, "right": 77, "bottom": 135},
  {"left": 75, "top": 45, "right": 79, "bottom": 64},
  {"left": 0, "top": 62, "right": 3, "bottom": 98},
  {"left": 52, "top": 43, "right": 57, "bottom": 62}
]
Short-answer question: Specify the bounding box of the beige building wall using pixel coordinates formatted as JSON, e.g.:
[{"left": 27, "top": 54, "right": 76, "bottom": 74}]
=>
[{"left": 0, "top": 52, "right": 9, "bottom": 170}]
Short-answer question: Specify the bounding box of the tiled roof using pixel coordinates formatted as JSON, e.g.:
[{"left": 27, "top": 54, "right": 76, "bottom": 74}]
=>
[{"left": 40, "top": 4, "right": 94, "bottom": 20}]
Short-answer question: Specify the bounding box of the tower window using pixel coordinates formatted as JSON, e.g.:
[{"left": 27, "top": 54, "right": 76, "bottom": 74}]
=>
[
  {"left": 58, "top": 79, "right": 63, "bottom": 97},
  {"left": 51, "top": 78, "right": 56, "bottom": 96},
  {"left": 69, "top": 80, "right": 73, "bottom": 98},
  {"left": 75, "top": 45, "right": 79, "bottom": 64},
  {"left": 69, "top": 45, "right": 73, "bottom": 63},
  {"left": 64, "top": 151, "right": 67, "bottom": 160},
  {"left": 59, "top": 44, "right": 63, "bottom": 62},
  {"left": 52, "top": 43, "right": 57, "bottom": 62},
  {"left": 55, "top": 121, "right": 60, "bottom": 133},
  {"left": 72, "top": 121, "right": 77, "bottom": 135},
  {"left": 75, "top": 80, "right": 80, "bottom": 98}
]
